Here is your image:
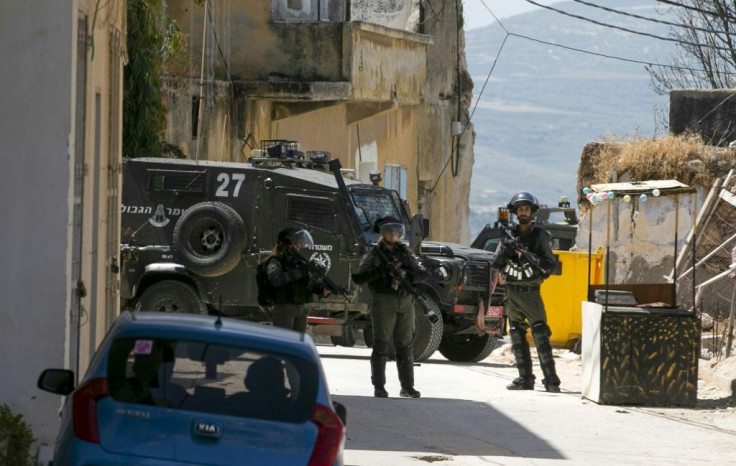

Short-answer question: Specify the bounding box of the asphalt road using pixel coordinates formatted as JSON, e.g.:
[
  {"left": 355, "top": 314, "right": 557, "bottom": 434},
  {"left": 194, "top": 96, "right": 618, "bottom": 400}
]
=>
[{"left": 317, "top": 342, "right": 736, "bottom": 466}]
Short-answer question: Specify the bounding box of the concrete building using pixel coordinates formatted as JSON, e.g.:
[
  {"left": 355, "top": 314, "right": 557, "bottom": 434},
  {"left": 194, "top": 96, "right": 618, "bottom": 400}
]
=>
[
  {"left": 0, "top": 0, "right": 125, "bottom": 459},
  {"left": 162, "top": 0, "right": 475, "bottom": 243}
]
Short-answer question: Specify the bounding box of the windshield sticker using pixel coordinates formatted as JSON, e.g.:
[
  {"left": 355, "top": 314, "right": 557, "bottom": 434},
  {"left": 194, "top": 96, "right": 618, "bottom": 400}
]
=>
[{"left": 134, "top": 340, "right": 154, "bottom": 355}]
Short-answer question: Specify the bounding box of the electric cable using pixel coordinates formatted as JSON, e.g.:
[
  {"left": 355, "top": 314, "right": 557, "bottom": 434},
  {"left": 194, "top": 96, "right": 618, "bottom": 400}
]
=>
[
  {"left": 427, "top": 33, "right": 510, "bottom": 192},
  {"left": 655, "top": 0, "right": 736, "bottom": 23},
  {"left": 522, "top": 0, "right": 735, "bottom": 52},
  {"left": 572, "top": 0, "right": 736, "bottom": 36}
]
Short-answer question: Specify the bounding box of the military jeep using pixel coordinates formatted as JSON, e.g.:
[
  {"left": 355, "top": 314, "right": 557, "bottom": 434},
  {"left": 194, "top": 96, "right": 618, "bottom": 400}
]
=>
[{"left": 120, "top": 152, "right": 504, "bottom": 362}]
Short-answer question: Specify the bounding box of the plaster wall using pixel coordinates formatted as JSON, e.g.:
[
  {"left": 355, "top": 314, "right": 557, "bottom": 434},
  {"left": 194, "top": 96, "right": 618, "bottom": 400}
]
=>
[
  {"left": 0, "top": 0, "right": 75, "bottom": 452},
  {"left": 576, "top": 192, "right": 701, "bottom": 287},
  {"left": 0, "top": 0, "right": 124, "bottom": 456},
  {"left": 350, "top": 0, "right": 413, "bottom": 30},
  {"left": 670, "top": 90, "right": 736, "bottom": 146}
]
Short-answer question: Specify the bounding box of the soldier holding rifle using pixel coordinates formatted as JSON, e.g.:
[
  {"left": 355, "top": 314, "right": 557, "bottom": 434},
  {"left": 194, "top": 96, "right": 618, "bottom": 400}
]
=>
[
  {"left": 493, "top": 191, "right": 561, "bottom": 393},
  {"left": 265, "top": 228, "right": 331, "bottom": 332},
  {"left": 352, "top": 216, "right": 424, "bottom": 399}
]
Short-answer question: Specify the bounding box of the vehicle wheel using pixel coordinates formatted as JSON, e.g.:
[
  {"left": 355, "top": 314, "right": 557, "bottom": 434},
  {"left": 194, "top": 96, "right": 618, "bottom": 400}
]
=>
[
  {"left": 330, "top": 324, "right": 359, "bottom": 347},
  {"left": 135, "top": 280, "right": 208, "bottom": 315},
  {"left": 172, "top": 202, "right": 247, "bottom": 277},
  {"left": 438, "top": 334, "right": 500, "bottom": 362},
  {"left": 363, "top": 327, "right": 374, "bottom": 348},
  {"left": 412, "top": 291, "right": 443, "bottom": 362}
]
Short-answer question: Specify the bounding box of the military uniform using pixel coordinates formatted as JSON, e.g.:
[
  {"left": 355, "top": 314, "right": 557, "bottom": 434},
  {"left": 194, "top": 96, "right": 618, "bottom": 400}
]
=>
[
  {"left": 266, "top": 249, "right": 324, "bottom": 333},
  {"left": 494, "top": 194, "right": 562, "bottom": 392},
  {"left": 353, "top": 240, "right": 424, "bottom": 398}
]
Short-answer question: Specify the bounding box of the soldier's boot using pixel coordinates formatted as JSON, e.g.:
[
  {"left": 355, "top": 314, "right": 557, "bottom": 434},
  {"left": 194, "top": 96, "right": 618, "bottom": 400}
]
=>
[
  {"left": 507, "top": 322, "right": 535, "bottom": 390},
  {"left": 371, "top": 340, "right": 389, "bottom": 398},
  {"left": 396, "top": 346, "right": 420, "bottom": 398},
  {"left": 532, "top": 321, "right": 561, "bottom": 393}
]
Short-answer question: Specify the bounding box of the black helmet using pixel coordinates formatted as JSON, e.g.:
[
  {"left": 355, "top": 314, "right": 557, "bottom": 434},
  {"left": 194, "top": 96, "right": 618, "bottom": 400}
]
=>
[
  {"left": 507, "top": 191, "right": 540, "bottom": 214},
  {"left": 373, "top": 216, "right": 405, "bottom": 239},
  {"left": 277, "top": 228, "right": 314, "bottom": 249}
]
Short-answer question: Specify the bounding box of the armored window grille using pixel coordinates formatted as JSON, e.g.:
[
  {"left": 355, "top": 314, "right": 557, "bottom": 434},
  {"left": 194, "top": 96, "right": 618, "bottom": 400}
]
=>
[
  {"left": 146, "top": 170, "right": 208, "bottom": 194},
  {"left": 285, "top": 195, "right": 336, "bottom": 232},
  {"left": 463, "top": 261, "right": 491, "bottom": 290}
]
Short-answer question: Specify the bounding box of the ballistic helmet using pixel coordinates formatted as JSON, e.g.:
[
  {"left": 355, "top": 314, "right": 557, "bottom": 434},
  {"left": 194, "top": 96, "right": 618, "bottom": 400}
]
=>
[
  {"left": 373, "top": 216, "right": 405, "bottom": 240},
  {"left": 277, "top": 228, "right": 314, "bottom": 249},
  {"left": 507, "top": 191, "right": 540, "bottom": 214}
]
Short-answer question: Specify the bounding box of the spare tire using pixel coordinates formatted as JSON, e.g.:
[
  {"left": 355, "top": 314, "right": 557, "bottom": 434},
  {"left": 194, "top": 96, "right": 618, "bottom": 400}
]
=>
[{"left": 172, "top": 202, "right": 247, "bottom": 277}]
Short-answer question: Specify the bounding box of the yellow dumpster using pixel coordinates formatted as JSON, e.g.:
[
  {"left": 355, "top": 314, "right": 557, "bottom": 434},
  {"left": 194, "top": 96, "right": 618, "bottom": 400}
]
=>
[{"left": 535, "top": 249, "right": 604, "bottom": 349}]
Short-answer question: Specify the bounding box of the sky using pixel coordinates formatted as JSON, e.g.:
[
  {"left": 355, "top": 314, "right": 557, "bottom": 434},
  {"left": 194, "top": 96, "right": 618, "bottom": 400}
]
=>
[{"left": 463, "top": 0, "right": 567, "bottom": 30}]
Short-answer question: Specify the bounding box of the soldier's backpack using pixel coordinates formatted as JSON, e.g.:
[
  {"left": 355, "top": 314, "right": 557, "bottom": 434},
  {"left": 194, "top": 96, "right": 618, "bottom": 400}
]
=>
[{"left": 256, "top": 258, "right": 277, "bottom": 307}]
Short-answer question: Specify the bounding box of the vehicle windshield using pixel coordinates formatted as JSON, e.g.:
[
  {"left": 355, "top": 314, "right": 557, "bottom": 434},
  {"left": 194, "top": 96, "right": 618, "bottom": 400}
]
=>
[
  {"left": 351, "top": 190, "right": 405, "bottom": 232},
  {"left": 106, "top": 337, "right": 318, "bottom": 423}
]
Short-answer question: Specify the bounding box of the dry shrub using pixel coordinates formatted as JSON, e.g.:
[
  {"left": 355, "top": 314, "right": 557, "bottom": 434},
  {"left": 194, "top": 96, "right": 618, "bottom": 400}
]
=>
[{"left": 591, "top": 133, "right": 716, "bottom": 186}]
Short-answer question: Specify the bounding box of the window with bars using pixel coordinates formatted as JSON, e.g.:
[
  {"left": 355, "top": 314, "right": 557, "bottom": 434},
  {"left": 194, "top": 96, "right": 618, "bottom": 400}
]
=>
[
  {"left": 146, "top": 170, "right": 208, "bottom": 194},
  {"left": 285, "top": 194, "right": 336, "bottom": 232}
]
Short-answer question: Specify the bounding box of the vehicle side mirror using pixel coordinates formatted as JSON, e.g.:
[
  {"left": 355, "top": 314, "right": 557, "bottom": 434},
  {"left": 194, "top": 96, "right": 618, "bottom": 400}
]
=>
[
  {"left": 38, "top": 369, "right": 75, "bottom": 396},
  {"left": 410, "top": 214, "right": 427, "bottom": 253},
  {"left": 333, "top": 401, "right": 347, "bottom": 426}
]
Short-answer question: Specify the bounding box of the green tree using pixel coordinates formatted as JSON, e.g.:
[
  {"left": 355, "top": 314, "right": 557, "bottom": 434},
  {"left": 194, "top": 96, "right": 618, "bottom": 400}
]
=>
[{"left": 123, "top": 0, "right": 198, "bottom": 158}]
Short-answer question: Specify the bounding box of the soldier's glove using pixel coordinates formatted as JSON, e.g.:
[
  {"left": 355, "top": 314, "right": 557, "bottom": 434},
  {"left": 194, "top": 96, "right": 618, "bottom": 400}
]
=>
[{"left": 309, "top": 259, "right": 328, "bottom": 275}]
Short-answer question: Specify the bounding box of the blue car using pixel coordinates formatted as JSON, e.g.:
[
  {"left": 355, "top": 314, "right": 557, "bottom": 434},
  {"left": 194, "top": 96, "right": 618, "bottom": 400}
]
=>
[{"left": 38, "top": 311, "right": 346, "bottom": 465}]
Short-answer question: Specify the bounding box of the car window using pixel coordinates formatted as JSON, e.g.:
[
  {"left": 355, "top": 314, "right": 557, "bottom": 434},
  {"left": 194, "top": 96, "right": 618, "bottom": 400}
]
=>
[
  {"left": 483, "top": 238, "right": 500, "bottom": 252},
  {"left": 351, "top": 191, "right": 403, "bottom": 229},
  {"left": 106, "top": 338, "right": 319, "bottom": 423}
]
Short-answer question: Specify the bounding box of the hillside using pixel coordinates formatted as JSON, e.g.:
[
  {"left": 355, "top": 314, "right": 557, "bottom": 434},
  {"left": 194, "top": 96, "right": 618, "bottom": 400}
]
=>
[{"left": 466, "top": 0, "right": 677, "bottom": 236}]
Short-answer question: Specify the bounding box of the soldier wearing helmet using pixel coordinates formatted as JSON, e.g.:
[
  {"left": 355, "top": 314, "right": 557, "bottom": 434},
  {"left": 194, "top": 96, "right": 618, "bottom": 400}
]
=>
[
  {"left": 493, "top": 191, "right": 561, "bottom": 393},
  {"left": 264, "top": 228, "right": 330, "bottom": 332},
  {"left": 351, "top": 216, "right": 424, "bottom": 398}
]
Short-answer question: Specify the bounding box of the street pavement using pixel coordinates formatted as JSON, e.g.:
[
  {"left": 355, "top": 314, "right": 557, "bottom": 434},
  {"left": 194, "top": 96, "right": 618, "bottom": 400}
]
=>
[{"left": 317, "top": 341, "right": 736, "bottom": 466}]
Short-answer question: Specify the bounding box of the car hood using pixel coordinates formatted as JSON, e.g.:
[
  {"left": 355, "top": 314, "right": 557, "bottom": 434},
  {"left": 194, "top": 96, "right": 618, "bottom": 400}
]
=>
[{"left": 421, "top": 241, "right": 495, "bottom": 262}]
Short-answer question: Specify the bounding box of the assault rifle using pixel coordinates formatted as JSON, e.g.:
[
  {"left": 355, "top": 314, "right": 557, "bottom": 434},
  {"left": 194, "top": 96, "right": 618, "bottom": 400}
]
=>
[
  {"left": 499, "top": 225, "right": 549, "bottom": 279},
  {"left": 287, "top": 249, "right": 352, "bottom": 300},
  {"left": 372, "top": 245, "right": 441, "bottom": 323}
]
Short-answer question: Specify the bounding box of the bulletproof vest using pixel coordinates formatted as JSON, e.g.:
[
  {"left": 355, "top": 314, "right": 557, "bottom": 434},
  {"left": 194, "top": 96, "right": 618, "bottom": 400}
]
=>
[
  {"left": 273, "top": 254, "right": 313, "bottom": 305},
  {"left": 368, "top": 243, "right": 412, "bottom": 293}
]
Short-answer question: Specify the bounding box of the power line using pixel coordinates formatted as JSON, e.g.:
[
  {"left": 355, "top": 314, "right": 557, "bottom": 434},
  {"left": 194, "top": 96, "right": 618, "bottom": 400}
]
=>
[
  {"left": 507, "top": 32, "right": 736, "bottom": 75},
  {"left": 428, "top": 33, "right": 510, "bottom": 192},
  {"left": 522, "top": 0, "right": 735, "bottom": 52},
  {"left": 478, "top": 0, "right": 509, "bottom": 34},
  {"left": 655, "top": 0, "right": 736, "bottom": 23},
  {"left": 572, "top": 0, "right": 736, "bottom": 36},
  {"left": 474, "top": 0, "right": 736, "bottom": 76}
]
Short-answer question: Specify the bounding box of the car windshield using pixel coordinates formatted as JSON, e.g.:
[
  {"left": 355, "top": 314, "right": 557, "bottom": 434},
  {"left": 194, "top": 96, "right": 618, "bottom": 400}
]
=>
[
  {"left": 106, "top": 337, "right": 319, "bottom": 423},
  {"left": 351, "top": 190, "right": 404, "bottom": 232}
]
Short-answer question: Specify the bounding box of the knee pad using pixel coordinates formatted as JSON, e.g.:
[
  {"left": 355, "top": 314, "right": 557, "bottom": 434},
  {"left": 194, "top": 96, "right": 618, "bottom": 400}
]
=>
[
  {"left": 509, "top": 322, "right": 527, "bottom": 345},
  {"left": 395, "top": 345, "right": 413, "bottom": 361},
  {"left": 531, "top": 321, "right": 551, "bottom": 338},
  {"left": 372, "top": 340, "right": 389, "bottom": 358}
]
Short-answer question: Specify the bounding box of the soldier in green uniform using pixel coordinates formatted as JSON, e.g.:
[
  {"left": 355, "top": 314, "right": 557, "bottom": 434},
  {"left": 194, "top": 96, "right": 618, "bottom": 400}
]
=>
[
  {"left": 493, "top": 191, "right": 561, "bottom": 393},
  {"left": 352, "top": 217, "right": 423, "bottom": 398},
  {"left": 265, "top": 228, "right": 329, "bottom": 332}
]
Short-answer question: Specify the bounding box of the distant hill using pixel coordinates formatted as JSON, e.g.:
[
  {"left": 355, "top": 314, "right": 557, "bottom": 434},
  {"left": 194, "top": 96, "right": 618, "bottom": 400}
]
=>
[{"left": 466, "top": 0, "right": 676, "bottom": 237}]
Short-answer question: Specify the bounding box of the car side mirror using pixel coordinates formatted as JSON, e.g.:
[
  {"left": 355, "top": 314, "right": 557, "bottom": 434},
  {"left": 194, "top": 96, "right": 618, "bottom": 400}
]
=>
[
  {"left": 410, "top": 214, "right": 429, "bottom": 254},
  {"left": 333, "top": 401, "right": 347, "bottom": 426},
  {"left": 38, "top": 369, "right": 75, "bottom": 396}
]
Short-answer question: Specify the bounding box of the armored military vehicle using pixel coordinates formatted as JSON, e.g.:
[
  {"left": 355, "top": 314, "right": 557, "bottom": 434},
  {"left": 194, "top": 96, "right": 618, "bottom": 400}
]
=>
[{"left": 120, "top": 145, "right": 504, "bottom": 362}]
